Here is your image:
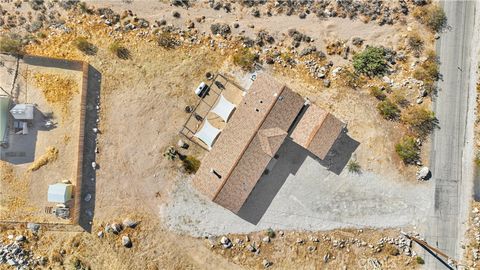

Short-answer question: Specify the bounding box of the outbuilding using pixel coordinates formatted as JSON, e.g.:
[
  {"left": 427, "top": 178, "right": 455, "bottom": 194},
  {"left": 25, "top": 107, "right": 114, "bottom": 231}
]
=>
[{"left": 47, "top": 183, "right": 73, "bottom": 203}]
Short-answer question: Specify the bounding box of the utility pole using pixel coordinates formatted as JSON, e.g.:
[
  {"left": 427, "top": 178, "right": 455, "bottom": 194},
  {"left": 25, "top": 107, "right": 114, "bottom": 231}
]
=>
[{"left": 401, "top": 231, "right": 457, "bottom": 268}]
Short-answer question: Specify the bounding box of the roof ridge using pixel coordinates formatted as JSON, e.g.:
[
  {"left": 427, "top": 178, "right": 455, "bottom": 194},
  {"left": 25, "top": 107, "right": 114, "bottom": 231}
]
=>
[{"left": 212, "top": 85, "right": 287, "bottom": 201}]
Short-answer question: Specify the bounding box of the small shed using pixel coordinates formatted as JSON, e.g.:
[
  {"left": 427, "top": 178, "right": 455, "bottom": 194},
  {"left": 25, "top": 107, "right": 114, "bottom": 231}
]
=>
[
  {"left": 47, "top": 183, "right": 73, "bottom": 203},
  {"left": 10, "top": 104, "right": 34, "bottom": 120}
]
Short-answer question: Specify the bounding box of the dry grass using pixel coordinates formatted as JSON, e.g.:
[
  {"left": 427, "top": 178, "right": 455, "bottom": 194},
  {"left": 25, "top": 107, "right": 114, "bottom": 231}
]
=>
[
  {"left": 28, "top": 146, "right": 59, "bottom": 172},
  {"left": 33, "top": 72, "right": 79, "bottom": 119},
  {"left": 0, "top": 162, "right": 35, "bottom": 220}
]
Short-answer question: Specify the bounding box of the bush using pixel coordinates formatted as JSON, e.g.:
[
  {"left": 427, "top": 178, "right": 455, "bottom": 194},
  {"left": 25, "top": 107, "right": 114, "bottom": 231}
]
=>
[
  {"left": 416, "top": 256, "right": 425, "bottom": 265},
  {"left": 233, "top": 48, "right": 257, "bottom": 71},
  {"left": 413, "top": 50, "right": 439, "bottom": 94},
  {"left": 391, "top": 90, "right": 409, "bottom": 107},
  {"left": 0, "top": 35, "right": 23, "bottom": 55},
  {"left": 183, "top": 156, "right": 200, "bottom": 174},
  {"left": 414, "top": 5, "right": 447, "bottom": 32},
  {"left": 408, "top": 33, "right": 424, "bottom": 55},
  {"left": 395, "top": 136, "right": 419, "bottom": 164},
  {"left": 73, "top": 37, "right": 97, "bottom": 55},
  {"left": 347, "top": 159, "right": 361, "bottom": 174},
  {"left": 377, "top": 99, "right": 400, "bottom": 120},
  {"left": 157, "top": 32, "right": 179, "bottom": 49},
  {"left": 401, "top": 106, "right": 437, "bottom": 137},
  {"left": 384, "top": 244, "right": 400, "bottom": 256},
  {"left": 338, "top": 69, "right": 364, "bottom": 89},
  {"left": 353, "top": 46, "right": 389, "bottom": 77},
  {"left": 109, "top": 41, "right": 130, "bottom": 59},
  {"left": 266, "top": 228, "right": 276, "bottom": 238},
  {"left": 370, "top": 86, "right": 386, "bottom": 101}
]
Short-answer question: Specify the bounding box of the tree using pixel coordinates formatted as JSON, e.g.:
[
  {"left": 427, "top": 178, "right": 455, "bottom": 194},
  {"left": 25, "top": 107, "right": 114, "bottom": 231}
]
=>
[
  {"left": 352, "top": 46, "right": 388, "bottom": 77},
  {"left": 377, "top": 99, "right": 400, "bottom": 120},
  {"left": 401, "top": 106, "right": 437, "bottom": 137},
  {"left": 395, "top": 136, "right": 419, "bottom": 164}
]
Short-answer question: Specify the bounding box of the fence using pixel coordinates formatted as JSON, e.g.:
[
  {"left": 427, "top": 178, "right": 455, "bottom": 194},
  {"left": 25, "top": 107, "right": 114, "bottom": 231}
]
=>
[{"left": 0, "top": 53, "right": 90, "bottom": 231}]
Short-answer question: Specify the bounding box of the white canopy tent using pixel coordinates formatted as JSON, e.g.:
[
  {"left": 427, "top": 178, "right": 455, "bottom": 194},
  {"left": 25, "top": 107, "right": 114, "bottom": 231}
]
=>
[
  {"left": 210, "top": 95, "right": 236, "bottom": 122},
  {"left": 194, "top": 120, "right": 221, "bottom": 150},
  {"left": 47, "top": 183, "right": 73, "bottom": 203}
]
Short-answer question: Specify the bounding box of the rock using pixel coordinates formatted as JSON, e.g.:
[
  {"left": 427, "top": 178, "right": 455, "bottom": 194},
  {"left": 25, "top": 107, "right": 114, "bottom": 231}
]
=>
[
  {"left": 262, "top": 236, "right": 270, "bottom": 243},
  {"left": 92, "top": 162, "right": 97, "bottom": 170},
  {"left": 111, "top": 223, "right": 123, "bottom": 234},
  {"left": 84, "top": 193, "right": 92, "bottom": 202},
  {"left": 251, "top": 8, "right": 260, "bottom": 17},
  {"left": 332, "top": 67, "right": 343, "bottom": 76},
  {"left": 265, "top": 56, "right": 274, "bottom": 65},
  {"left": 299, "top": 46, "right": 317, "bottom": 57},
  {"left": 97, "top": 231, "right": 104, "bottom": 238},
  {"left": 220, "top": 236, "right": 232, "bottom": 248},
  {"left": 416, "top": 97, "right": 423, "bottom": 104},
  {"left": 233, "top": 22, "right": 239, "bottom": 28},
  {"left": 296, "top": 238, "right": 304, "bottom": 244},
  {"left": 15, "top": 235, "right": 26, "bottom": 242},
  {"left": 172, "top": 11, "right": 181, "bottom": 18},
  {"left": 246, "top": 244, "right": 256, "bottom": 252},
  {"left": 123, "top": 218, "right": 138, "bottom": 228},
  {"left": 27, "top": 223, "right": 40, "bottom": 234},
  {"left": 299, "top": 12, "right": 306, "bottom": 19},
  {"left": 413, "top": 0, "right": 427, "bottom": 6},
  {"left": 307, "top": 246, "right": 316, "bottom": 252},
  {"left": 352, "top": 37, "right": 364, "bottom": 46},
  {"left": 122, "top": 235, "right": 132, "bottom": 248},
  {"left": 210, "top": 23, "right": 231, "bottom": 38},
  {"left": 177, "top": 139, "right": 188, "bottom": 149},
  {"left": 323, "top": 79, "right": 331, "bottom": 88},
  {"left": 434, "top": 33, "right": 440, "bottom": 39},
  {"left": 416, "top": 166, "right": 431, "bottom": 180},
  {"left": 262, "top": 259, "right": 272, "bottom": 268}
]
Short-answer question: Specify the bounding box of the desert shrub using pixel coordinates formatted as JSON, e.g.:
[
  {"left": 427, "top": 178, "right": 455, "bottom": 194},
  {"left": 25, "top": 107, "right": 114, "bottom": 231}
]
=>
[
  {"left": 395, "top": 136, "right": 419, "bottom": 164},
  {"left": 157, "top": 32, "right": 179, "bottom": 49},
  {"left": 413, "top": 50, "right": 439, "bottom": 94},
  {"left": 109, "top": 41, "right": 130, "bottom": 59},
  {"left": 414, "top": 5, "right": 447, "bottom": 32},
  {"left": 73, "top": 37, "right": 97, "bottom": 55},
  {"left": 347, "top": 159, "right": 361, "bottom": 174},
  {"left": 352, "top": 46, "right": 388, "bottom": 77},
  {"left": 369, "top": 86, "right": 386, "bottom": 101},
  {"left": 0, "top": 35, "right": 23, "bottom": 54},
  {"left": 401, "top": 106, "right": 437, "bottom": 137},
  {"left": 408, "top": 32, "right": 424, "bottom": 55},
  {"left": 183, "top": 155, "right": 200, "bottom": 174},
  {"left": 28, "top": 146, "right": 58, "bottom": 171},
  {"left": 391, "top": 90, "right": 409, "bottom": 107},
  {"left": 384, "top": 244, "right": 400, "bottom": 256},
  {"left": 377, "top": 99, "right": 400, "bottom": 120},
  {"left": 416, "top": 256, "right": 425, "bottom": 265},
  {"left": 233, "top": 48, "right": 257, "bottom": 71},
  {"left": 338, "top": 69, "right": 365, "bottom": 89},
  {"left": 266, "top": 228, "right": 276, "bottom": 238}
]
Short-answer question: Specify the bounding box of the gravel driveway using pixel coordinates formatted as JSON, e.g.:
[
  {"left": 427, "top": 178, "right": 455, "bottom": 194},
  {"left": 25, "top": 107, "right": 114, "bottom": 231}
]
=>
[{"left": 162, "top": 139, "right": 433, "bottom": 237}]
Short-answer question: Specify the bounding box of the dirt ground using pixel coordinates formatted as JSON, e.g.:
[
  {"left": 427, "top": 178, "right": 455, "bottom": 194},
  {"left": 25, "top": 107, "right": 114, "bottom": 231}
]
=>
[
  {"left": 0, "top": 1, "right": 439, "bottom": 269},
  {"left": 0, "top": 56, "right": 83, "bottom": 223}
]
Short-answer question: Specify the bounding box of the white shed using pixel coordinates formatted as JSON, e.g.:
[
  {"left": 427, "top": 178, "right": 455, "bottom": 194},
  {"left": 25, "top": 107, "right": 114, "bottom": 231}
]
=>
[{"left": 47, "top": 183, "right": 73, "bottom": 203}]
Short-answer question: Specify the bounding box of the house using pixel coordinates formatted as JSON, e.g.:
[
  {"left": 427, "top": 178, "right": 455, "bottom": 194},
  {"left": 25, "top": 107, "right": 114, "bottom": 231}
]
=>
[{"left": 193, "top": 74, "right": 345, "bottom": 214}]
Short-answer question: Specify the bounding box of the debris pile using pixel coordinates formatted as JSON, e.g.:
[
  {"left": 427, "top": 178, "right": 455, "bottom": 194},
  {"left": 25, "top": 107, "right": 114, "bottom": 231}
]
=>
[{"left": 0, "top": 235, "right": 46, "bottom": 268}]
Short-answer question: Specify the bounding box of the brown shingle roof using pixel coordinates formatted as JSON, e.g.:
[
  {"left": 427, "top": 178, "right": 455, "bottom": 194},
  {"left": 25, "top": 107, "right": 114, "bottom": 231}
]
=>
[
  {"left": 193, "top": 74, "right": 305, "bottom": 213},
  {"left": 290, "top": 105, "right": 345, "bottom": 160}
]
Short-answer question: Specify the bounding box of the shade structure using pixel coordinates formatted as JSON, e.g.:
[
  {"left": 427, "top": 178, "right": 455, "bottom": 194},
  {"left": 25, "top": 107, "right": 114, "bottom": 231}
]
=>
[
  {"left": 210, "top": 95, "right": 236, "bottom": 122},
  {"left": 47, "top": 183, "right": 73, "bottom": 203},
  {"left": 10, "top": 104, "right": 34, "bottom": 120},
  {"left": 194, "top": 119, "right": 221, "bottom": 150}
]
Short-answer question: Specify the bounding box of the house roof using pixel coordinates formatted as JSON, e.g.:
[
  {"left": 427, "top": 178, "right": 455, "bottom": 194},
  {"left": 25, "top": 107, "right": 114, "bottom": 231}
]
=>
[
  {"left": 10, "top": 104, "right": 34, "bottom": 120},
  {"left": 290, "top": 105, "right": 345, "bottom": 159},
  {"left": 193, "top": 74, "right": 305, "bottom": 213}
]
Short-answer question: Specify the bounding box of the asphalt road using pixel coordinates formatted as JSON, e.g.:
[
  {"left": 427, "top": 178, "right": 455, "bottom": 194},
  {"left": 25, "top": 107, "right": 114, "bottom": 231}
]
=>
[{"left": 425, "top": 1, "right": 478, "bottom": 269}]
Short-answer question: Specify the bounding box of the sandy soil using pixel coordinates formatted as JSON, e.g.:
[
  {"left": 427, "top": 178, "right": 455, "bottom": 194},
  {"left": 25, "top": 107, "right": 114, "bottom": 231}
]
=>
[
  {"left": 0, "top": 0, "right": 439, "bottom": 269},
  {"left": 0, "top": 57, "right": 83, "bottom": 223}
]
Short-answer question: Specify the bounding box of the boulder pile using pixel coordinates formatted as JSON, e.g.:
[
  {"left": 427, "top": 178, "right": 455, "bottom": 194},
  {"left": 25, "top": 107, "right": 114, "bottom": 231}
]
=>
[{"left": 0, "top": 236, "right": 46, "bottom": 269}]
